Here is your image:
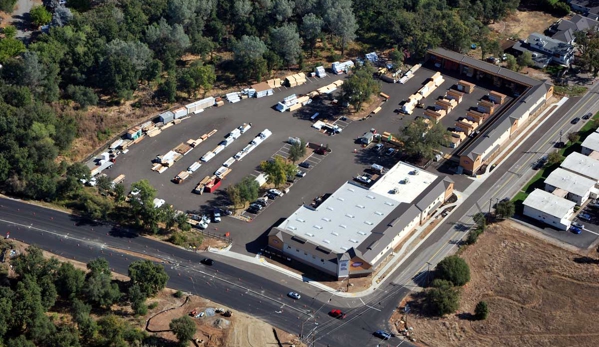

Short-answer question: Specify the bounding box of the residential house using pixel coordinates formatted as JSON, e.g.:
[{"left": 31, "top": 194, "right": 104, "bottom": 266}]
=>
[
  {"left": 544, "top": 168, "right": 597, "bottom": 205},
  {"left": 568, "top": 0, "right": 599, "bottom": 20},
  {"left": 512, "top": 33, "right": 575, "bottom": 68},
  {"left": 581, "top": 131, "right": 599, "bottom": 155}
]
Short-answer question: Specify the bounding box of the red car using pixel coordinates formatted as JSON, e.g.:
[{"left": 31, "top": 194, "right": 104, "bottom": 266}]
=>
[{"left": 329, "top": 309, "right": 347, "bottom": 319}]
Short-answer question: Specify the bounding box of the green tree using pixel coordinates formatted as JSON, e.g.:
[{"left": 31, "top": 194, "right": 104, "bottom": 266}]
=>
[
  {"left": 238, "top": 176, "right": 260, "bottom": 203},
  {"left": 12, "top": 246, "right": 58, "bottom": 280},
  {"left": 84, "top": 258, "right": 121, "bottom": 308},
  {"left": 339, "top": 63, "right": 380, "bottom": 111},
  {"left": 30, "top": 5, "right": 53, "bottom": 26},
  {"left": 567, "top": 132, "right": 580, "bottom": 143},
  {"left": 260, "top": 156, "right": 296, "bottom": 188},
  {"left": 425, "top": 279, "right": 461, "bottom": 316},
  {"left": 495, "top": 200, "right": 515, "bottom": 219},
  {"left": 0, "top": 37, "right": 26, "bottom": 62},
  {"left": 270, "top": 23, "right": 303, "bottom": 67},
  {"left": 474, "top": 300, "right": 489, "bottom": 320},
  {"left": 517, "top": 51, "right": 534, "bottom": 68},
  {"left": 231, "top": 35, "right": 268, "bottom": 82},
  {"left": 227, "top": 184, "right": 243, "bottom": 209},
  {"left": 65, "top": 85, "right": 98, "bottom": 110},
  {"left": 472, "top": 212, "right": 486, "bottom": 231},
  {"left": 546, "top": 150, "right": 564, "bottom": 166},
  {"left": 158, "top": 73, "right": 177, "bottom": 102},
  {"left": 128, "top": 284, "right": 148, "bottom": 315},
  {"left": 71, "top": 299, "right": 92, "bottom": 325},
  {"left": 176, "top": 212, "right": 191, "bottom": 231},
  {"left": 55, "top": 262, "right": 86, "bottom": 300},
  {"left": 436, "top": 255, "right": 471, "bottom": 286},
  {"left": 326, "top": 6, "right": 358, "bottom": 55},
  {"left": 301, "top": 13, "right": 323, "bottom": 57},
  {"left": 114, "top": 183, "right": 126, "bottom": 202},
  {"left": 0, "top": 289, "right": 13, "bottom": 340},
  {"left": 389, "top": 46, "right": 404, "bottom": 67},
  {"left": 2, "top": 25, "right": 16, "bottom": 38},
  {"left": 128, "top": 260, "right": 169, "bottom": 297},
  {"left": 169, "top": 316, "right": 196, "bottom": 346},
  {"left": 288, "top": 139, "right": 306, "bottom": 163},
  {"left": 506, "top": 54, "right": 518, "bottom": 71},
  {"left": 12, "top": 277, "right": 46, "bottom": 335},
  {"left": 400, "top": 118, "right": 450, "bottom": 160},
  {"left": 96, "top": 175, "right": 112, "bottom": 194}
]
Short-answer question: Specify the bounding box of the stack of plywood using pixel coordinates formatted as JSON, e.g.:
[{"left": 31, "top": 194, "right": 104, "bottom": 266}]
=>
[
  {"left": 477, "top": 100, "right": 496, "bottom": 114},
  {"left": 418, "top": 80, "right": 437, "bottom": 98},
  {"left": 450, "top": 131, "right": 467, "bottom": 148},
  {"left": 488, "top": 91, "right": 507, "bottom": 105},
  {"left": 431, "top": 72, "right": 445, "bottom": 87},
  {"left": 455, "top": 118, "right": 479, "bottom": 135},
  {"left": 424, "top": 108, "right": 446, "bottom": 121},
  {"left": 308, "top": 90, "right": 320, "bottom": 98},
  {"left": 402, "top": 94, "right": 422, "bottom": 114},
  {"left": 147, "top": 128, "right": 162, "bottom": 137},
  {"left": 296, "top": 95, "right": 311, "bottom": 105},
  {"left": 457, "top": 80, "right": 475, "bottom": 94},
  {"left": 466, "top": 110, "right": 490, "bottom": 124},
  {"left": 285, "top": 73, "right": 307, "bottom": 87},
  {"left": 332, "top": 80, "right": 344, "bottom": 87},
  {"left": 174, "top": 143, "right": 193, "bottom": 156},
  {"left": 267, "top": 78, "right": 282, "bottom": 89},
  {"left": 446, "top": 89, "right": 464, "bottom": 103},
  {"left": 435, "top": 98, "right": 458, "bottom": 112}
]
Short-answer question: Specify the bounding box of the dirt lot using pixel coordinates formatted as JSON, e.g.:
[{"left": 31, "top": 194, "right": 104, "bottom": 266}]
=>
[
  {"left": 146, "top": 293, "right": 303, "bottom": 346},
  {"left": 489, "top": 10, "right": 558, "bottom": 40},
  {"left": 393, "top": 221, "right": 599, "bottom": 347}
]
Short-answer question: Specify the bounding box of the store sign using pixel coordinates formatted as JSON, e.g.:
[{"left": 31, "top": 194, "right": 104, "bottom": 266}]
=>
[
  {"left": 351, "top": 262, "right": 363, "bottom": 267},
  {"left": 339, "top": 260, "right": 349, "bottom": 272}
]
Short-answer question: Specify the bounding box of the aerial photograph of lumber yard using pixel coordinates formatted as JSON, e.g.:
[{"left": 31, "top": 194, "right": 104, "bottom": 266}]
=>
[{"left": 1, "top": 0, "right": 599, "bottom": 346}]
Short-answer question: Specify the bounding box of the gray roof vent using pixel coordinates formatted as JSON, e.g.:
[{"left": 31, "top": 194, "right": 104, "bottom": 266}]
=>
[
  {"left": 337, "top": 197, "right": 345, "bottom": 201},
  {"left": 331, "top": 231, "right": 339, "bottom": 236},
  {"left": 385, "top": 201, "right": 395, "bottom": 206},
  {"left": 366, "top": 195, "right": 376, "bottom": 199},
  {"left": 357, "top": 231, "right": 367, "bottom": 235},
  {"left": 305, "top": 232, "right": 314, "bottom": 237},
  {"left": 375, "top": 211, "right": 384, "bottom": 216},
  {"left": 364, "top": 221, "right": 374, "bottom": 225},
  {"left": 322, "top": 217, "right": 331, "bottom": 222},
  {"left": 323, "top": 239, "right": 331, "bottom": 244},
  {"left": 350, "top": 239, "right": 359, "bottom": 243},
  {"left": 296, "top": 218, "right": 306, "bottom": 222},
  {"left": 314, "top": 225, "right": 323, "bottom": 229},
  {"left": 345, "top": 213, "right": 355, "bottom": 218},
  {"left": 348, "top": 188, "right": 355, "bottom": 192},
  {"left": 339, "top": 224, "right": 347, "bottom": 229},
  {"left": 287, "top": 226, "right": 297, "bottom": 231},
  {"left": 341, "top": 246, "right": 349, "bottom": 251},
  {"left": 356, "top": 204, "right": 365, "bottom": 209}
]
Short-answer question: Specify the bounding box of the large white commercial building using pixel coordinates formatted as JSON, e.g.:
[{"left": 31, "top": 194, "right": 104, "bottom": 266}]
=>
[
  {"left": 268, "top": 162, "right": 454, "bottom": 279},
  {"left": 523, "top": 189, "right": 576, "bottom": 230}
]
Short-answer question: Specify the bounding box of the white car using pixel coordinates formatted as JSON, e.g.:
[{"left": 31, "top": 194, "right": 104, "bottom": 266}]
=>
[
  {"left": 356, "top": 174, "right": 372, "bottom": 184},
  {"left": 268, "top": 189, "right": 284, "bottom": 196},
  {"left": 197, "top": 220, "right": 208, "bottom": 229}
]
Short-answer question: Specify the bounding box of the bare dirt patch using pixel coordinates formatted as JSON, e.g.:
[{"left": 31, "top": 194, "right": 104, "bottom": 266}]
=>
[
  {"left": 489, "top": 10, "right": 558, "bottom": 40},
  {"left": 394, "top": 222, "right": 599, "bottom": 347}
]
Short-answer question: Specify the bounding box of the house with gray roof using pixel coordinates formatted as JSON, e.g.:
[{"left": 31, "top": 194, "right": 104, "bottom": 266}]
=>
[
  {"left": 548, "top": 14, "right": 599, "bottom": 44},
  {"left": 512, "top": 33, "right": 575, "bottom": 68},
  {"left": 568, "top": 0, "right": 599, "bottom": 20},
  {"left": 267, "top": 162, "right": 454, "bottom": 279}
]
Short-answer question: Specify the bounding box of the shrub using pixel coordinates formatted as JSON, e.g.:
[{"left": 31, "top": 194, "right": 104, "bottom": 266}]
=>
[
  {"left": 148, "top": 302, "right": 158, "bottom": 309},
  {"left": 169, "top": 232, "right": 187, "bottom": 246},
  {"left": 474, "top": 301, "right": 489, "bottom": 320},
  {"left": 436, "top": 255, "right": 471, "bottom": 286},
  {"left": 174, "top": 290, "right": 184, "bottom": 298}
]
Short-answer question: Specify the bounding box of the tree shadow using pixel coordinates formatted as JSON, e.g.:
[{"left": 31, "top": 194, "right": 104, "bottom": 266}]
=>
[
  {"left": 142, "top": 335, "right": 179, "bottom": 347},
  {"left": 573, "top": 256, "right": 599, "bottom": 265},
  {"left": 456, "top": 312, "right": 476, "bottom": 320}
]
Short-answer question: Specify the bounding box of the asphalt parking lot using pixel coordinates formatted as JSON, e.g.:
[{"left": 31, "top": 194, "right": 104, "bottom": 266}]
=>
[{"left": 102, "top": 65, "right": 477, "bottom": 254}]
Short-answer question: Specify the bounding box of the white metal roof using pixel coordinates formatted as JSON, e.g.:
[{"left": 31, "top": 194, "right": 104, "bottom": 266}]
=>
[
  {"left": 523, "top": 189, "right": 575, "bottom": 217},
  {"left": 369, "top": 162, "right": 439, "bottom": 204},
  {"left": 582, "top": 132, "right": 599, "bottom": 152},
  {"left": 278, "top": 182, "right": 398, "bottom": 253},
  {"left": 545, "top": 168, "right": 595, "bottom": 197},
  {"left": 561, "top": 152, "right": 599, "bottom": 181}
]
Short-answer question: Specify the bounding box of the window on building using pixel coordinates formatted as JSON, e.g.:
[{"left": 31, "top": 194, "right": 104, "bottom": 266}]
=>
[
  {"left": 287, "top": 245, "right": 291, "bottom": 249},
  {"left": 304, "top": 252, "right": 308, "bottom": 255},
  {"left": 296, "top": 249, "right": 299, "bottom": 252}
]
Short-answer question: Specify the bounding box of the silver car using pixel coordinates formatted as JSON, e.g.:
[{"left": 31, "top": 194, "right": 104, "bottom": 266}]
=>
[{"left": 287, "top": 292, "right": 301, "bottom": 300}]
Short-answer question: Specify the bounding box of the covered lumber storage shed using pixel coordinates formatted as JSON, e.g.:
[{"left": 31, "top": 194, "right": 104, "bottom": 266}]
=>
[
  {"left": 252, "top": 82, "right": 274, "bottom": 98},
  {"left": 488, "top": 91, "right": 507, "bottom": 105},
  {"left": 173, "top": 107, "right": 188, "bottom": 119},
  {"left": 158, "top": 111, "right": 175, "bottom": 123}
]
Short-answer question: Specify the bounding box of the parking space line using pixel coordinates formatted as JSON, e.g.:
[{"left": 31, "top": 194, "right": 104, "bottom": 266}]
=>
[{"left": 584, "top": 228, "right": 599, "bottom": 236}]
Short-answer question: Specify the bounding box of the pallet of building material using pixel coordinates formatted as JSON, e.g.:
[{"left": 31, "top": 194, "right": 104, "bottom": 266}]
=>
[
  {"left": 147, "top": 128, "right": 162, "bottom": 137},
  {"left": 431, "top": 72, "right": 444, "bottom": 87},
  {"left": 206, "top": 129, "right": 218, "bottom": 137},
  {"left": 424, "top": 108, "right": 446, "bottom": 121},
  {"left": 446, "top": 89, "right": 464, "bottom": 103},
  {"left": 161, "top": 122, "right": 174, "bottom": 131},
  {"left": 141, "top": 121, "right": 154, "bottom": 131},
  {"left": 215, "top": 100, "right": 225, "bottom": 107},
  {"left": 455, "top": 119, "right": 478, "bottom": 134},
  {"left": 173, "top": 153, "right": 183, "bottom": 162},
  {"left": 286, "top": 75, "right": 298, "bottom": 87},
  {"left": 295, "top": 73, "right": 307, "bottom": 85},
  {"left": 289, "top": 103, "right": 302, "bottom": 112},
  {"left": 133, "top": 135, "right": 145, "bottom": 144},
  {"left": 488, "top": 90, "right": 507, "bottom": 105},
  {"left": 450, "top": 136, "right": 462, "bottom": 148},
  {"left": 419, "top": 81, "right": 437, "bottom": 98},
  {"left": 174, "top": 143, "right": 193, "bottom": 155},
  {"left": 477, "top": 100, "right": 496, "bottom": 115},
  {"left": 435, "top": 98, "right": 457, "bottom": 112},
  {"left": 296, "top": 95, "right": 310, "bottom": 105},
  {"left": 466, "top": 110, "right": 489, "bottom": 124},
  {"left": 457, "top": 80, "right": 475, "bottom": 93},
  {"left": 157, "top": 166, "right": 169, "bottom": 174},
  {"left": 409, "top": 64, "right": 421, "bottom": 73},
  {"left": 152, "top": 163, "right": 162, "bottom": 171},
  {"left": 308, "top": 90, "right": 320, "bottom": 98},
  {"left": 333, "top": 80, "right": 344, "bottom": 87},
  {"left": 173, "top": 119, "right": 182, "bottom": 125},
  {"left": 451, "top": 131, "right": 467, "bottom": 140},
  {"left": 186, "top": 139, "right": 199, "bottom": 147},
  {"left": 317, "top": 86, "right": 329, "bottom": 94},
  {"left": 371, "top": 106, "right": 382, "bottom": 115}
]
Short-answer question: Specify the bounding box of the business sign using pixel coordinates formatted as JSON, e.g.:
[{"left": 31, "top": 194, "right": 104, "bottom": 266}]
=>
[{"left": 351, "top": 262, "right": 363, "bottom": 267}]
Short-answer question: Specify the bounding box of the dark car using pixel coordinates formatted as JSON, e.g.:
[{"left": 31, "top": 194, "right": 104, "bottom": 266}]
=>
[
  {"left": 554, "top": 141, "right": 565, "bottom": 148},
  {"left": 247, "top": 206, "right": 261, "bottom": 214},
  {"left": 583, "top": 112, "right": 592, "bottom": 120},
  {"left": 266, "top": 193, "right": 278, "bottom": 200},
  {"left": 373, "top": 330, "right": 391, "bottom": 340},
  {"left": 249, "top": 203, "right": 263, "bottom": 211},
  {"left": 571, "top": 117, "right": 581, "bottom": 124},
  {"left": 254, "top": 199, "right": 268, "bottom": 207},
  {"left": 299, "top": 161, "right": 311, "bottom": 169},
  {"left": 201, "top": 258, "right": 214, "bottom": 266},
  {"left": 570, "top": 226, "right": 582, "bottom": 234}
]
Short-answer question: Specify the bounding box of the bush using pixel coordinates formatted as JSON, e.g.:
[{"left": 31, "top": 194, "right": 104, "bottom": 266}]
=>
[
  {"left": 436, "top": 255, "right": 471, "bottom": 286},
  {"left": 148, "top": 302, "right": 158, "bottom": 309},
  {"left": 174, "top": 290, "right": 184, "bottom": 298},
  {"left": 169, "top": 232, "right": 187, "bottom": 246},
  {"left": 474, "top": 301, "right": 489, "bottom": 320},
  {"left": 66, "top": 85, "right": 99, "bottom": 110},
  {"left": 425, "top": 280, "right": 461, "bottom": 316},
  {"left": 466, "top": 230, "right": 480, "bottom": 245}
]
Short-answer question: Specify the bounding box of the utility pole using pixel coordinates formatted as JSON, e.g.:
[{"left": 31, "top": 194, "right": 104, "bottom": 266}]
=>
[{"left": 489, "top": 198, "right": 492, "bottom": 214}]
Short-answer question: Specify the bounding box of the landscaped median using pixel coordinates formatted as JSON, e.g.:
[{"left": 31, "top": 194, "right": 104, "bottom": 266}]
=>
[{"left": 512, "top": 111, "right": 599, "bottom": 212}]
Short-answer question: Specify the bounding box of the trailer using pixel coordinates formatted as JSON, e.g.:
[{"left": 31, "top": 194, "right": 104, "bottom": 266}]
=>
[
  {"left": 112, "top": 174, "right": 125, "bottom": 186},
  {"left": 174, "top": 171, "right": 190, "bottom": 184},
  {"left": 205, "top": 177, "right": 222, "bottom": 193}
]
